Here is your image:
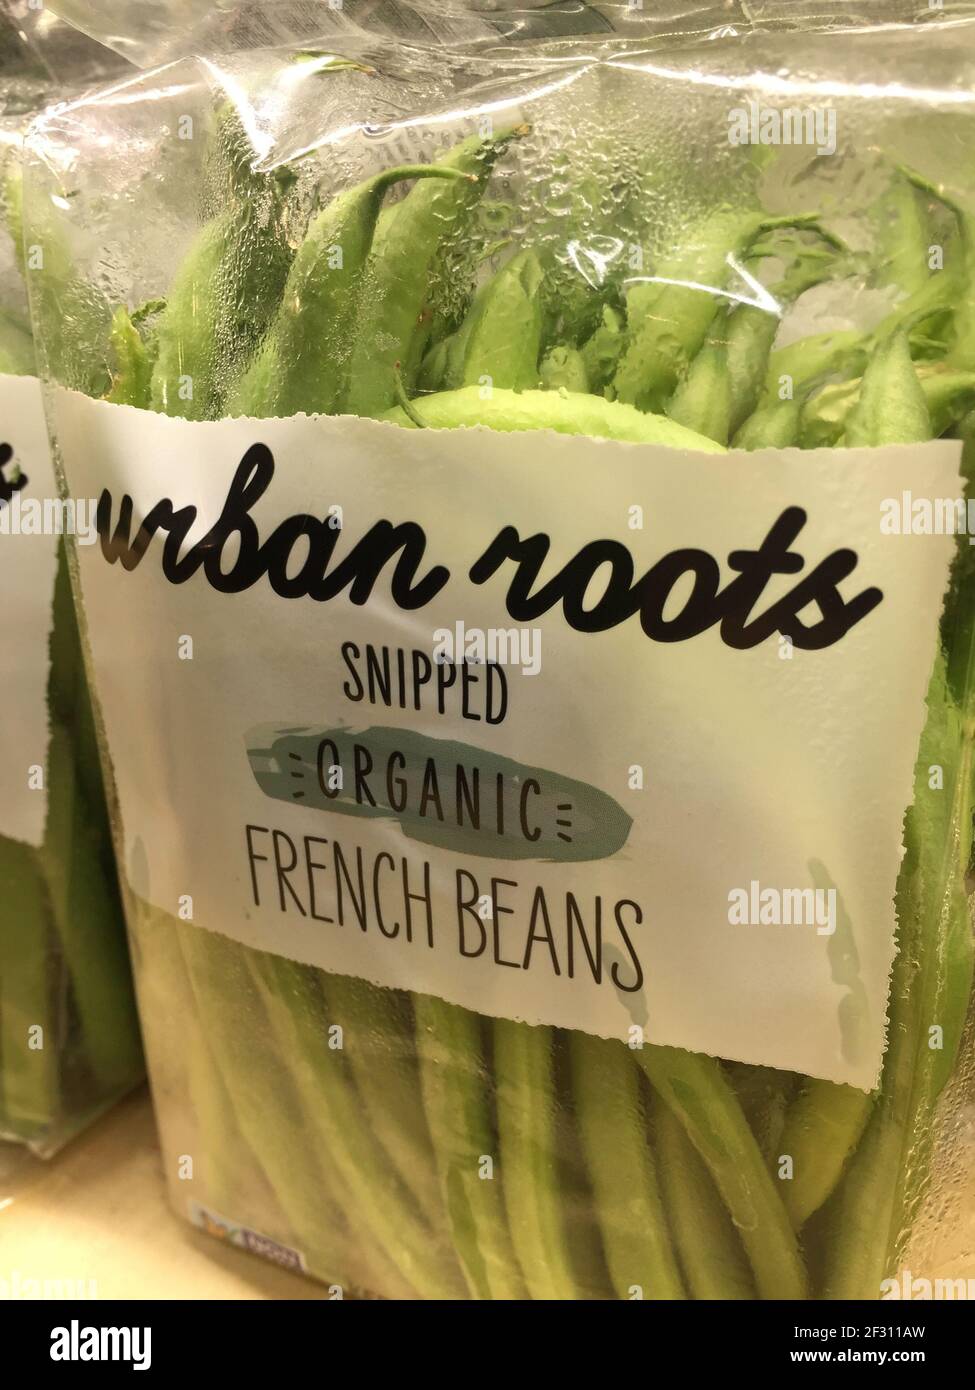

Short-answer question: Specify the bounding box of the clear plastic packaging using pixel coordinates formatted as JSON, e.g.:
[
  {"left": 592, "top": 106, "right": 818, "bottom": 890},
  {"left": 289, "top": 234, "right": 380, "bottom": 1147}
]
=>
[
  {"left": 25, "top": 2, "right": 975, "bottom": 1292},
  {"left": 0, "top": 7, "right": 142, "bottom": 1155}
]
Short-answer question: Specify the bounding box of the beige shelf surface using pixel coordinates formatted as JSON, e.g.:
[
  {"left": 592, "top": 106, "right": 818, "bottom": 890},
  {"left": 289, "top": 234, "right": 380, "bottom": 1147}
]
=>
[{"left": 0, "top": 1088, "right": 324, "bottom": 1300}]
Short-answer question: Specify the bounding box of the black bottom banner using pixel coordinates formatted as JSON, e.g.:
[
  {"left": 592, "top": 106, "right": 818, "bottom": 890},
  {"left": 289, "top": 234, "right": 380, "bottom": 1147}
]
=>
[{"left": 2, "top": 1296, "right": 964, "bottom": 1375}]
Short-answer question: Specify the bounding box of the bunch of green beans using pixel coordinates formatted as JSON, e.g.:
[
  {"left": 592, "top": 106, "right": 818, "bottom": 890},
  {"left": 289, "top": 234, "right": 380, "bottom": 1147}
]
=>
[
  {"left": 90, "top": 114, "right": 974, "bottom": 1298},
  {"left": 0, "top": 160, "right": 142, "bottom": 1152},
  {"left": 0, "top": 545, "right": 144, "bottom": 1152}
]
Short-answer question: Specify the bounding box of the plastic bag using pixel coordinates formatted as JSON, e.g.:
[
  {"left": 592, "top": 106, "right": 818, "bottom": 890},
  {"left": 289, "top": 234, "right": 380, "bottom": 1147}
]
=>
[
  {"left": 24, "top": 2, "right": 975, "bottom": 1293},
  {"left": 0, "top": 6, "right": 142, "bottom": 1156}
]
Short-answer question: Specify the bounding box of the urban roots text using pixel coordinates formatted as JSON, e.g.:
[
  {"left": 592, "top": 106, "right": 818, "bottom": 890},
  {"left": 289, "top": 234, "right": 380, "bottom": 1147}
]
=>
[{"left": 97, "top": 443, "right": 883, "bottom": 650}]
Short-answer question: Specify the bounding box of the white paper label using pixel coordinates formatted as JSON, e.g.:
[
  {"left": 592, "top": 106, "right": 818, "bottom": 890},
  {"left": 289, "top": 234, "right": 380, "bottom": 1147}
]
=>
[
  {"left": 0, "top": 374, "right": 59, "bottom": 847},
  {"left": 51, "top": 388, "right": 963, "bottom": 1087}
]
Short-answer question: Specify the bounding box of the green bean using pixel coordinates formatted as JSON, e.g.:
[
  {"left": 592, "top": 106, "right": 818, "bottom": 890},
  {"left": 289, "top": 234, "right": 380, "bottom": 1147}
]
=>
[
  {"left": 552, "top": 272, "right": 613, "bottom": 352},
  {"left": 324, "top": 974, "right": 443, "bottom": 1227},
  {"left": 804, "top": 366, "right": 975, "bottom": 448},
  {"left": 729, "top": 246, "right": 844, "bottom": 430},
  {"left": 874, "top": 171, "right": 935, "bottom": 299},
  {"left": 47, "top": 544, "right": 114, "bottom": 862},
  {"left": 819, "top": 1108, "right": 899, "bottom": 1299},
  {"left": 667, "top": 308, "right": 734, "bottom": 444},
  {"left": 792, "top": 270, "right": 965, "bottom": 447},
  {"left": 669, "top": 243, "right": 840, "bottom": 444},
  {"left": 420, "top": 242, "right": 516, "bottom": 393},
  {"left": 636, "top": 1045, "right": 808, "bottom": 1299},
  {"left": 732, "top": 395, "right": 803, "bottom": 449},
  {"left": 899, "top": 167, "right": 975, "bottom": 370},
  {"left": 554, "top": 1033, "right": 615, "bottom": 1299},
  {"left": 764, "top": 1082, "right": 796, "bottom": 1164},
  {"left": 45, "top": 541, "right": 82, "bottom": 727},
  {"left": 383, "top": 384, "right": 725, "bottom": 451},
  {"left": 232, "top": 164, "right": 472, "bottom": 419},
  {"left": 105, "top": 306, "right": 153, "bottom": 409},
  {"left": 538, "top": 343, "right": 589, "bottom": 393},
  {"left": 151, "top": 123, "right": 294, "bottom": 420},
  {"left": 494, "top": 1018, "right": 578, "bottom": 1299},
  {"left": 176, "top": 931, "right": 266, "bottom": 1222},
  {"left": 739, "top": 309, "right": 903, "bottom": 450},
  {"left": 822, "top": 667, "right": 973, "bottom": 1295},
  {"left": 246, "top": 950, "right": 468, "bottom": 1299},
  {"left": 11, "top": 166, "right": 112, "bottom": 397},
  {"left": 185, "top": 1023, "right": 251, "bottom": 1218},
  {"left": 772, "top": 259, "right": 966, "bottom": 1289},
  {"left": 570, "top": 1033, "right": 684, "bottom": 1299},
  {"left": 809, "top": 340, "right": 972, "bottom": 1290},
  {"left": 727, "top": 1063, "right": 800, "bottom": 1162},
  {"left": 440, "top": 310, "right": 481, "bottom": 391},
  {"left": 800, "top": 377, "right": 862, "bottom": 449},
  {"left": 344, "top": 127, "right": 526, "bottom": 416},
  {"left": 38, "top": 723, "right": 141, "bottom": 1093},
  {"left": 414, "top": 994, "right": 527, "bottom": 1299},
  {"left": 417, "top": 335, "right": 450, "bottom": 393},
  {"left": 887, "top": 684, "right": 973, "bottom": 1264},
  {"left": 843, "top": 326, "right": 930, "bottom": 446},
  {"left": 174, "top": 923, "right": 410, "bottom": 1293},
  {"left": 777, "top": 1080, "right": 875, "bottom": 1229},
  {"left": 460, "top": 249, "right": 545, "bottom": 391},
  {"left": 139, "top": 899, "right": 373, "bottom": 1285},
  {"left": 579, "top": 303, "right": 624, "bottom": 395},
  {"left": 763, "top": 329, "right": 867, "bottom": 405},
  {"left": 614, "top": 210, "right": 826, "bottom": 413},
  {"left": 785, "top": 322, "right": 936, "bottom": 1275},
  {"left": 652, "top": 1093, "right": 754, "bottom": 1300},
  {"left": 399, "top": 303, "right": 441, "bottom": 388},
  {"left": 0, "top": 838, "right": 57, "bottom": 1139},
  {"left": 547, "top": 181, "right": 617, "bottom": 348},
  {"left": 860, "top": 168, "right": 959, "bottom": 362},
  {"left": 918, "top": 365, "right": 975, "bottom": 435},
  {"left": 722, "top": 307, "right": 779, "bottom": 439},
  {"left": 397, "top": 231, "right": 512, "bottom": 389},
  {"left": 0, "top": 306, "right": 35, "bottom": 375}
]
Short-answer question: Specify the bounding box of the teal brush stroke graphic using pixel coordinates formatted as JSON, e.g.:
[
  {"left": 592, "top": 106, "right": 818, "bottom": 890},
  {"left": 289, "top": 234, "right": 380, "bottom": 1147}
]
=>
[{"left": 246, "top": 723, "right": 632, "bottom": 862}]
